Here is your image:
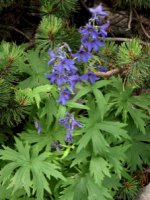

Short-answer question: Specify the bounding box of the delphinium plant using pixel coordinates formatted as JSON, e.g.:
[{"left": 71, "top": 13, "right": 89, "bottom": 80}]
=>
[{"left": 0, "top": 1, "right": 150, "bottom": 200}]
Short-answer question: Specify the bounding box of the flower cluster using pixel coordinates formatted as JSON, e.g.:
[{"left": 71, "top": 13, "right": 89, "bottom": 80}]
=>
[
  {"left": 46, "top": 44, "right": 79, "bottom": 105},
  {"left": 59, "top": 113, "right": 83, "bottom": 143},
  {"left": 46, "top": 4, "right": 109, "bottom": 106},
  {"left": 72, "top": 3, "right": 109, "bottom": 84},
  {"left": 44, "top": 4, "right": 109, "bottom": 143}
]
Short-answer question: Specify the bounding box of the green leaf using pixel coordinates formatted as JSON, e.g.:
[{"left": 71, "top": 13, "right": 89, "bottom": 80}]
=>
[
  {"left": 19, "top": 85, "right": 53, "bottom": 108},
  {"left": 59, "top": 184, "right": 74, "bottom": 200},
  {"left": 71, "top": 149, "right": 91, "bottom": 167},
  {"left": 18, "top": 50, "right": 49, "bottom": 88},
  {"left": 86, "top": 175, "right": 112, "bottom": 200},
  {"left": 67, "top": 101, "right": 90, "bottom": 110},
  {"left": 0, "top": 138, "right": 66, "bottom": 199},
  {"left": 90, "top": 156, "right": 111, "bottom": 185},
  {"left": 92, "top": 80, "right": 112, "bottom": 90},
  {"left": 73, "top": 85, "right": 92, "bottom": 101},
  {"left": 73, "top": 177, "right": 88, "bottom": 200},
  {"left": 96, "top": 121, "right": 129, "bottom": 140},
  {"left": 93, "top": 89, "right": 107, "bottom": 120},
  {"left": 128, "top": 107, "right": 149, "bottom": 134},
  {"left": 77, "top": 128, "right": 92, "bottom": 153},
  {"left": 106, "top": 146, "right": 129, "bottom": 177},
  {"left": 91, "top": 130, "right": 109, "bottom": 155}
]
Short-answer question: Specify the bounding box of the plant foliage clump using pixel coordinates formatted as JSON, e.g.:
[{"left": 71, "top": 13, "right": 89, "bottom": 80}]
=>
[{"left": 0, "top": 1, "right": 149, "bottom": 200}]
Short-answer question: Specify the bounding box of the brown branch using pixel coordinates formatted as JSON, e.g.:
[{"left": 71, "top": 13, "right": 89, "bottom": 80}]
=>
[
  {"left": 95, "top": 68, "right": 121, "bottom": 78},
  {"left": 133, "top": 9, "right": 150, "bottom": 40},
  {"left": 140, "top": 23, "right": 150, "bottom": 39},
  {"left": 103, "top": 37, "right": 150, "bottom": 46},
  {"left": 1, "top": 25, "right": 31, "bottom": 41},
  {"left": 9, "top": 26, "right": 31, "bottom": 41},
  {"left": 127, "top": 2, "right": 132, "bottom": 30}
]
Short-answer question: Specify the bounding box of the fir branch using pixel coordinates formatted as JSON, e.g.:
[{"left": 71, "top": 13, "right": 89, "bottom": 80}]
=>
[{"left": 0, "top": 61, "right": 13, "bottom": 78}]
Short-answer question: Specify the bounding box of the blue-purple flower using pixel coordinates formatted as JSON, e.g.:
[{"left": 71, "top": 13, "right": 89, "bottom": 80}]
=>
[
  {"left": 54, "top": 58, "right": 78, "bottom": 74},
  {"left": 46, "top": 71, "right": 68, "bottom": 86},
  {"left": 89, "top": 3, "right": 108, "bottom": 16},
  {"left": 56, "top": 88, "right": 72, "bottom": 105},
  {"left": 79, "top": 24, "right": 99, "bottom": 39},
  {"left": 82, "top": 38, "right": 104, "bottom": 52},
  {"left": 80, "top": 71, "right": 100, "bottom": 84},
  {"left": 59, "top": 113, "right": 83, "bottom": 143},
  {"left": 72, "top": 47, "right": 92, "bottom": 63}
]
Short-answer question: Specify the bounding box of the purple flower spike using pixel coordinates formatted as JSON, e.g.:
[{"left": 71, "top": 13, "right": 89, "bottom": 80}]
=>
[
  {"left": 65, "top": 130, "right": 73, "bottom": 143},
  {"left": 59, "top": 113, "right": 83, "bottom": 143},
  {"left": 57, "top": 88, "right": 72, "bottom": 105},
  {"left": 72, "top": 48, "right": 92, "bottom": 63},
  {"left": 89, "top": 3, "right": 108, "bottom": 16},
  {"left": 81, "top": 71, "right": 100, "bottom": 84}
]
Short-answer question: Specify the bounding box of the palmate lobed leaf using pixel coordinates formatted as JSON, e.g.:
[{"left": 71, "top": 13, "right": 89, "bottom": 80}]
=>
[
  {"left": 96, "top": 121, "right": 129, "bottom": 140},
  {"left": 59, "top": 174, "right": 112, "bottom": 200},
  {"left": 0, "top": 138, "right": 66, "bottom": 199},
  {"left": 109, "top": 77, "right": 150, "bottom": 133},
  {"left": 106, "top": 145, "right": 129, "bottom": 177},
  {"left": 18, "top": 50, "right": 50, "bottom": 89},
  {"left": 125, "top": 126, "right": 150, "bottom": 171},
  {"left": 90, "top": 156, "right": 111, "bottom": 185}
]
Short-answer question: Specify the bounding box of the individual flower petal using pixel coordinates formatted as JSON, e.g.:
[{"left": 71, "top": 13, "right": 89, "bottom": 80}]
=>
[
  {"left": 68, "top": 75, "right": 79, "bottom": 90},
  {"left": 99, "top": 22, "right": 110, "bottom": 38},
  {"left": 65, "top": 130, "right": 73, "bottom": 143},
  {"left": 82, "top": 38, "right": 104, "bottom": 52},
  {"left": 48, "top": 50, "right": 57, "bottom": 65},
  {"left": 70, "top": 119, "right": 83, "bottom": 131},
  {"left": 89, "top": 3, "right": 108, "bottom": 16},
  {"left": 72, "top": 48, "right": 92, "bottom": 63}
]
